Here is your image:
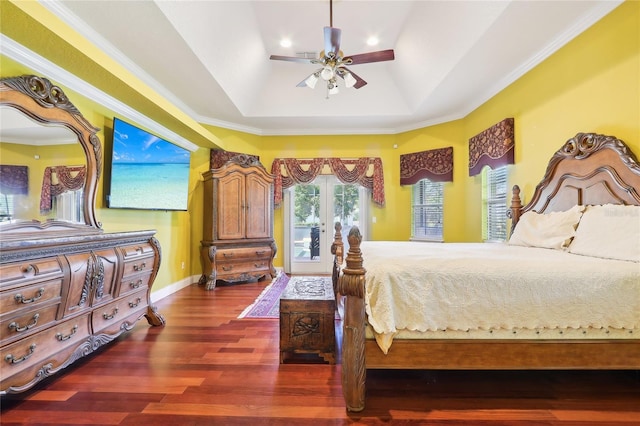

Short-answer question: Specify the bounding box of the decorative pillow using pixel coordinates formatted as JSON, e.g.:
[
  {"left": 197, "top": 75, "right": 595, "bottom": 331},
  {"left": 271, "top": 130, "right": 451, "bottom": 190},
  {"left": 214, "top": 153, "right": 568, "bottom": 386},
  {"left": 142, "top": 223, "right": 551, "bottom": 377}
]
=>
[
  {"left": 568, "top": 204, "right": 640, "bottom": 262},
  {"left": 508, "top": 205, "right": 585, "bottom": 249}
]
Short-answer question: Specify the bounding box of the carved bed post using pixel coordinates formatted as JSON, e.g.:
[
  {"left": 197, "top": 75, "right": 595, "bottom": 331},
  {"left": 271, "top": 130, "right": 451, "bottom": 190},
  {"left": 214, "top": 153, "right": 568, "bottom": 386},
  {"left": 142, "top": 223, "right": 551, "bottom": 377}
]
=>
[
  {"left": 508, "top": 184, "right": 523, "bottom": 234},
  {"left": 337, "top": 225, "right": 366, "bottom": 412},
  {"left": 331, "top": 222, "right": 344, "bottom": 307}
]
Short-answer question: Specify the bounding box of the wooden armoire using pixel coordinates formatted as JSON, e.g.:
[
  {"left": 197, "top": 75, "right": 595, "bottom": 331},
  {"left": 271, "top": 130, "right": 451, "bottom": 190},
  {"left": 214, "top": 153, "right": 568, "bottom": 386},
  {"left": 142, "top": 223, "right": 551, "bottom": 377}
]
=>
[{"left": 199, "top": 155, "right": 277, "bottom": 290}]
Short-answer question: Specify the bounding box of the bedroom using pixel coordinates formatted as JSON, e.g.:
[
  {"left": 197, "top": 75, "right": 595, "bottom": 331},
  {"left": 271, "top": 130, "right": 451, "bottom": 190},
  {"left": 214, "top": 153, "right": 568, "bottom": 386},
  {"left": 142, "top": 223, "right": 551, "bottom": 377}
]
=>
[{"left": 1, "top": 0, "right": 639, "bottom": 422}]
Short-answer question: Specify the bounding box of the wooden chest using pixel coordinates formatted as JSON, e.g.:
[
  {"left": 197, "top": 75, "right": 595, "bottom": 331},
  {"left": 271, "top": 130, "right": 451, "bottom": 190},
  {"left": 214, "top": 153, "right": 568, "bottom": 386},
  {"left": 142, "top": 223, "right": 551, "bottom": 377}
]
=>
[{"left": 279, "top": 277, "right": 336, "bottom": 364}]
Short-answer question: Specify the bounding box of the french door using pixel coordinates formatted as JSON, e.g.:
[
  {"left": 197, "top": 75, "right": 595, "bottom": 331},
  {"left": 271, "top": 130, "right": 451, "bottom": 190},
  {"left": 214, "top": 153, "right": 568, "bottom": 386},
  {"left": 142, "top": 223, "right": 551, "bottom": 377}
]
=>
[{"left": 284, "top": 176, "right": 365, "bottom": 274}]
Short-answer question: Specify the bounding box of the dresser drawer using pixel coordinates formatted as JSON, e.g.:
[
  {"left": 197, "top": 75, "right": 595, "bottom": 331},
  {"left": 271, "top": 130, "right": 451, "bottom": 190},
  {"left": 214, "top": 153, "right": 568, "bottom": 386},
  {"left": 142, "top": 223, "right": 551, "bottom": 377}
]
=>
[
  {"left": 119, "top": 242, "right": 155, "bottom": 261},
  {"left": 1, "top": 303, "right": 59, "bottom": 345},
  {"left": 120, "top": 243, "right": 154, "bottom": 280},
  {"left": 91, "top": 289, "right": 148, "bottom": 335},
  {"left": 215, "top": 246, "right": 272, "bottom": 262},
  {"left": 118, "top": 272, "right": 152, "bottom": 297},
  {"left": 0, "top": 314, "right": 90, "bottom": 383},
  {"left": 121, "top": 258, "right": 153, "bottom": 279},
  {"left": 0, "top": 258, "right": 63, "bottom": 289},
  {"left": 0, "top": 279, "right": 63, "bottom": 318}
]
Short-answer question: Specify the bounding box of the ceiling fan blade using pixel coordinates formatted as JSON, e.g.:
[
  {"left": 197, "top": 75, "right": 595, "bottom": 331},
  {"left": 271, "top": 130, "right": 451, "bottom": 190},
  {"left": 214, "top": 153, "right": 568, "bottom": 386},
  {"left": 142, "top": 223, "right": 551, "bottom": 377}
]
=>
[
  {"left": 324, "top": 27, "right": 342, "bottom": 57},
  {"left": 269, "top": 55, "right": 314, "bottom": 64},
  {"left": 345, "top": 49, "right": 395, "bottom": 65},
  {"left": 341, "top": 67, "right": 367, "bottom": 89}
]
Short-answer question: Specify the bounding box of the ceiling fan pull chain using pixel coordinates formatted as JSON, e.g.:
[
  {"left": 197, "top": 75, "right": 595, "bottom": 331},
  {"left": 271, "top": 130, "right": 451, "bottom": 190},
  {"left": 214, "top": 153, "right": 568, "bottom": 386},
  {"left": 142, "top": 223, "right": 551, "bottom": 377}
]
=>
[{"left": 329, "top": 0, "right": 333, "bottom": 28}]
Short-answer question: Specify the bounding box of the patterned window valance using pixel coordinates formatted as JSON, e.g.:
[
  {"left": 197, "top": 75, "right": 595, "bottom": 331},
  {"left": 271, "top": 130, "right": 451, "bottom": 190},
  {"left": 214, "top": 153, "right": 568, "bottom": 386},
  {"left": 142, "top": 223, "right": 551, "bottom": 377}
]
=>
[
  {"left": 469, "top": 118, "right": 515, "bottom": 176},
  {"left": 210, "top": 149, "right": 259, "bottom": 169},
  {"left": 40, "top": 165, "right": 86, "bottom": 213},
  {"left": 0, "top": 165, "right": 29, "bottom": 195},
  {"left": 270, "top": 157, "right": 385, "bottom": 208},
  {"left": 400, "top": 147, "right": 453, "bottom": 185}
]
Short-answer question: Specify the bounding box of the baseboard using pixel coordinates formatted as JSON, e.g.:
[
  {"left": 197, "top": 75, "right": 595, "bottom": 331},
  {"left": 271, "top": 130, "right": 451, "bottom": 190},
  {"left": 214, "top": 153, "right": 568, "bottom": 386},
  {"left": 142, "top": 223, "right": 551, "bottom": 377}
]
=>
[{"left": 150, "top": 275, "right": 198, "bottom": 303}]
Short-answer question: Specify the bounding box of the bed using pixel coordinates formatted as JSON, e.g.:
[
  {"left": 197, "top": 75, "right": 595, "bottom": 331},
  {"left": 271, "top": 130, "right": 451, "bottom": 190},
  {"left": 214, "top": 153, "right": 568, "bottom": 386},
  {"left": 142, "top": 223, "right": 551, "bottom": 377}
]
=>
[{"left": 331, "top": 132, "right": 640, "bottom": 412}]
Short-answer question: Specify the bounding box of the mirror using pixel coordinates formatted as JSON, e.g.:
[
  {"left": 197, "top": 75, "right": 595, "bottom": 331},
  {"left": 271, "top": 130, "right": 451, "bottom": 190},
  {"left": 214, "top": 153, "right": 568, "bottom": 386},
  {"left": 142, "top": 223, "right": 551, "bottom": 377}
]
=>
[{"left": 0, "top": 75, "right": 102, "bottom": 236}]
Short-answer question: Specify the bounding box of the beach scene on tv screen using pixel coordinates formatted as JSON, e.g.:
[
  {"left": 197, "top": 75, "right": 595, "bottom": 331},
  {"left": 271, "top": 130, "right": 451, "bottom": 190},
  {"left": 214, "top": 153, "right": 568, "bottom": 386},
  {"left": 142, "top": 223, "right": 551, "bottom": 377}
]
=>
[{"left": 110, "top": 119, "right": 190, "bottom": 210}]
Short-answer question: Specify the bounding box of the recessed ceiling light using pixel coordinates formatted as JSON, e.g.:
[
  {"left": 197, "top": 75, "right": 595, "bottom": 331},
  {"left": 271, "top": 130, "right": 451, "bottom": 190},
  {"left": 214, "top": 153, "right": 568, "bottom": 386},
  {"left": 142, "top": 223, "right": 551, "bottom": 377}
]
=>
[
  {"left": 366, "top": 36, "right": 379, "bottom": 46},
  {"left": 280, "top": 38, "right": 292, "bottom": 48}
]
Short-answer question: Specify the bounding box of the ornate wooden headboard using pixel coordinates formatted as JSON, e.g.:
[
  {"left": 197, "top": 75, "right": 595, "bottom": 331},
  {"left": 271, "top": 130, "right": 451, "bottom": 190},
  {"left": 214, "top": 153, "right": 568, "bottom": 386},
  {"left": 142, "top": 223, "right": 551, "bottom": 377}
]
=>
[{"left": 510, "top": 133, "right": 640, "bottom": 227}]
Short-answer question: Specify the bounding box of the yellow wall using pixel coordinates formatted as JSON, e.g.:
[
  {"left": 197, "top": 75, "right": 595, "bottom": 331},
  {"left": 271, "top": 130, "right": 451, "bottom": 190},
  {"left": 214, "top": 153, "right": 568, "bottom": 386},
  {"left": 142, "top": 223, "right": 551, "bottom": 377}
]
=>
[{"left": 2, "top": 1, "right": 638, "bottom": 293}]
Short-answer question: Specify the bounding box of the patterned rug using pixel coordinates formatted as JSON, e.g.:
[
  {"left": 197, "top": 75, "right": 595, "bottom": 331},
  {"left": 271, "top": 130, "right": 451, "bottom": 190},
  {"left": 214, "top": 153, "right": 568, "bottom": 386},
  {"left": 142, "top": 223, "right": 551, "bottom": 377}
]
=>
[{"left": 238, "top": 273, "right": 334, "bottom": 319}]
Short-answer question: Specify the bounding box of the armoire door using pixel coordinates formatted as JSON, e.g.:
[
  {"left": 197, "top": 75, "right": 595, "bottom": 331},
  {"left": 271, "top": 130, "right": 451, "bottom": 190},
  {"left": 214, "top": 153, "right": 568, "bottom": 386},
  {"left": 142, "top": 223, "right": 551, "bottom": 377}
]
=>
[
  {"left": 216, "top": 172, "right": 245, "bottom": 240},
  {"left": 245, "top": 172, "right": 272, "bottom": 239}
]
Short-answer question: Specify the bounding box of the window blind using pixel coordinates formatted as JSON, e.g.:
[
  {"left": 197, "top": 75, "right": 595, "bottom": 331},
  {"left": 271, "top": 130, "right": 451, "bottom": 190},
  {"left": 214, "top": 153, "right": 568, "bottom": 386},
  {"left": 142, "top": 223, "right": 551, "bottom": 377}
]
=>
[
  {"left": 483, "top": 166, "right": 508, "bottom": 241},
  {"left": 412, "top": 179, "right": 443, "bottom": 241}
]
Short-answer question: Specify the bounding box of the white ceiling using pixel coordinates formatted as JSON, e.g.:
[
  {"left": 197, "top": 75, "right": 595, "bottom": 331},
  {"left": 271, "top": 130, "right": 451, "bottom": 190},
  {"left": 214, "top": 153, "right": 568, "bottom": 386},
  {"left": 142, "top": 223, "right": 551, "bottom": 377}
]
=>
[{"left": 44, "top": 0, "right": 620, "bottom": 136}]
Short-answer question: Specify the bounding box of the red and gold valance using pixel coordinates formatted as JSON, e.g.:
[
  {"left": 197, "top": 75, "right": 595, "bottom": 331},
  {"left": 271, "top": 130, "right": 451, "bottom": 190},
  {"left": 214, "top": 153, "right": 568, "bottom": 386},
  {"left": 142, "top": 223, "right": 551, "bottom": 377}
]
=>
[
  {"left": 400, "top": 147, "right": 453, "bottom": 185},
  {"left": 0, "top": 165, "right": 29, "bottom": 195},
  {"left": 40, "top": 165, "right": 86, "bottom": 213},
  {"left": 469, "top": 118, "right": 514, "bottom": 176},
  {"left": 210, "top": 149, "right": 259, "bottom": 169},
  {"left": 270, "top": 157, "right": 385, "bottom": 208}
]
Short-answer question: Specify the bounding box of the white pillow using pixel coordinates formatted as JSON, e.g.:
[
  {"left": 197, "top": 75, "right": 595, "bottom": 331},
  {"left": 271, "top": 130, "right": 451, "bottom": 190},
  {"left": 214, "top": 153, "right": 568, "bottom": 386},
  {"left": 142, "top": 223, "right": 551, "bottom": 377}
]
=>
[
  {"left": 568, "top": 204, "right": 640, "bottom": 262},
  {"left": 509, "top": 205, "right": 585, "bottom": 249}
]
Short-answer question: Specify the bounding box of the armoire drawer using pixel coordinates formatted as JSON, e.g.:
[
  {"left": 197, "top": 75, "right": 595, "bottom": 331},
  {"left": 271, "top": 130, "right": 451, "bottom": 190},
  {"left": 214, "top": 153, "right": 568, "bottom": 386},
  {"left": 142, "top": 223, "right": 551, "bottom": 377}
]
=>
[
  {"left": 0, "top": 303, "right": 60, "bottom": 345},
  {"left": 215, "top": 246, "right": 272, "bottom": 262},
  {"left": 0, "top": 279, "right": 63, "bottom": 318},
  {"left": 217, "top": 259, "right": 271, "bottom": 276}
]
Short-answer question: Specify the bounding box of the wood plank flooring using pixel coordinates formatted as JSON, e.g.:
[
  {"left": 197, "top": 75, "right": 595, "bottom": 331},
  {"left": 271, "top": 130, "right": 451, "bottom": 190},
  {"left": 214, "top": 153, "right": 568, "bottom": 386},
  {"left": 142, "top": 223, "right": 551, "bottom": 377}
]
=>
[{"left": 1, "top": 277, "right": 639, "bottom": 425}]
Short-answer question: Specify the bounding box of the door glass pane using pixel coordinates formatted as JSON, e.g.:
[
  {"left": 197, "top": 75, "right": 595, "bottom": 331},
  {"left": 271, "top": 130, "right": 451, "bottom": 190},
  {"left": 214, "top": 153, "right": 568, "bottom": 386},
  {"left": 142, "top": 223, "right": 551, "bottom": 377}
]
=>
[
  {"left": 293, "top": 184, "right": 320, "bottom": 261},
  {"left": 333, "top": 183, "right": 359, "bottom": 254}
]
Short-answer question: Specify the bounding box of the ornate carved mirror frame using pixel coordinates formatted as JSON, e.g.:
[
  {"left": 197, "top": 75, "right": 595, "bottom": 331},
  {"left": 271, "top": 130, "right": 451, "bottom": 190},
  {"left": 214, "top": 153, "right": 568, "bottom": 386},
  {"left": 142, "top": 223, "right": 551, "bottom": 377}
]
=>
[{"left": 0, "top": 75, "right": 102, "bottom": 236}]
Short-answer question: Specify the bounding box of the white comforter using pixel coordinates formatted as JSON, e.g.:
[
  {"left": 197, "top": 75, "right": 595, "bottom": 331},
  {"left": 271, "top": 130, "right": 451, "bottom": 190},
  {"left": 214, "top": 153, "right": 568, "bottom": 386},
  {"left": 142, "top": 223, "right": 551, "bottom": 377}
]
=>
[{"left": 360, "top": 242, "right": 640, "bottom": 352}]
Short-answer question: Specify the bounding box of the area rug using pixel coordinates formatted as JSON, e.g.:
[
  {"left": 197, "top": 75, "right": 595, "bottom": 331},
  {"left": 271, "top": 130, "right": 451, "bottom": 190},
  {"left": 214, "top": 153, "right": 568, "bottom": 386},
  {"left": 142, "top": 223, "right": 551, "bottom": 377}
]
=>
[{"left": 238, "top": 273, "right": 334, "bottom": 319}]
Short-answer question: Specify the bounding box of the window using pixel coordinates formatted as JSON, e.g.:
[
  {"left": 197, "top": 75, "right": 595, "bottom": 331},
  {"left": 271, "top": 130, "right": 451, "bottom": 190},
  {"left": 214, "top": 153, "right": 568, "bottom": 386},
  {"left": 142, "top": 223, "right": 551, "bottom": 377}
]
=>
[
  {"left": 411, "top": 179, "right": 443, "bottom": 241},
  {"left": 482, "top": 166, "right": 508, "bottom": 241},
  {"left": 0, "top": 193, "right": 15, "bottom": 222}
]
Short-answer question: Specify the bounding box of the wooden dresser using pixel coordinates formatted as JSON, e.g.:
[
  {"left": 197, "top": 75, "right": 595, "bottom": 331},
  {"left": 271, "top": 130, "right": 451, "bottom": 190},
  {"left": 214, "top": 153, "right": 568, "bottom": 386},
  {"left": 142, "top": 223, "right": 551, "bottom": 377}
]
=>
[
  {"left": 199, "top": 155, "right": 277, "bottom": 290},
  {"left": 0, "top": 75, "right": 165, "bottom": 395},
  {"left": 0, "top": 231, "right": 164, "bottom": 394}
]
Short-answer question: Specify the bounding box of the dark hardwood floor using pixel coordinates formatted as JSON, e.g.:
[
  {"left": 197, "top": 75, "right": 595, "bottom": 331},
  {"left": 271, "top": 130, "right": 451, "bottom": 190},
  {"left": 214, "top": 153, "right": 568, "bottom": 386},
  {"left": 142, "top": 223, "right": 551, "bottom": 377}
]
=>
[{"left": 1, "top": 277, "right": 639, "bottom": 425}]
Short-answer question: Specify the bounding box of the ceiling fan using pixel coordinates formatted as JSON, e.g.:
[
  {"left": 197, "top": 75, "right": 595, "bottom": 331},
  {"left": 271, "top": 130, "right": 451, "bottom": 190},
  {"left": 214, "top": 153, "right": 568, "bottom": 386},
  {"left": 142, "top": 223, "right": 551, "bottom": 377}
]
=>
[{"left": 269, "top": 0, "right": 395, "bottom": 96}]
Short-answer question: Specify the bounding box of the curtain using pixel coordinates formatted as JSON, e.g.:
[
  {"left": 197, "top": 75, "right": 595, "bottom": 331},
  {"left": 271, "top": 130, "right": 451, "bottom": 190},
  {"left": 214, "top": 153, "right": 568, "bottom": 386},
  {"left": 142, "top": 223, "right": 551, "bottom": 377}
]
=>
[
  {"left": 469, "top": 118, "right": 515, "bottom": 176},
  {"left": 400, "top": 147, "right": 453, "bottom": 185},
  {"left": 40, "top": 165, "right": 85, "bottom": 213},
  {"left": 0, "top": 165, "right": 29, "bottom": 195},
  {"left": 270, "top": 157, "right": 385, "bottom": 208}
]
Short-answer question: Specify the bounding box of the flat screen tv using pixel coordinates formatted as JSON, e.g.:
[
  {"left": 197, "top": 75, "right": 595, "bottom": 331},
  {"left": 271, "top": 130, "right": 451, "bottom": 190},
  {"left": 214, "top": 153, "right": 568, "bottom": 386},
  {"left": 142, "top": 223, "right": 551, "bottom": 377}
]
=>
[{"left": 107, "top": 118, "right": 191, "bottom": 211}]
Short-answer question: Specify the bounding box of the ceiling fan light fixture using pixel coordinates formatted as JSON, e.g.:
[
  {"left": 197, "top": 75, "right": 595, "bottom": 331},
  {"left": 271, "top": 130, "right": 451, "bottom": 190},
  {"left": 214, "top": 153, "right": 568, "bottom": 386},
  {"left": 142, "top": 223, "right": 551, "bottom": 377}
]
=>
[
  {"left": 305, "top": 73, "right": 319, "bottom": 89},
  {"left": 343, "top": 71, "right": 357, "bottom": 88},
  {"left": 320, "top": 65, "right": 335, "bottom": 81}
]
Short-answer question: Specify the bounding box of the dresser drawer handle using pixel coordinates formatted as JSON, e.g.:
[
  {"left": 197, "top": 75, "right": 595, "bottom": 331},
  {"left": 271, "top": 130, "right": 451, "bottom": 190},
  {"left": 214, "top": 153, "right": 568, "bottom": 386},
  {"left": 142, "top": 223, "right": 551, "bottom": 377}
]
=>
[
  {"left": 5, "top": 344, "right": 36, "bottom": 365},
  {"left": 22, "top": 264, "right": 34, "bottom": 274},
  {"left": 255, "top": 250, "right": 265, "bottom": 256},
  {"left": 223, "top": 252, "right": 233, "bottom": 258},
  {"left": 102, "top": 308, "right": 119, "bottom": 320},
  {"left": 9, "top": 313, "right": 40, "bottom": 333},
  {"left": 130, "top": 279, "right": 143, "bottom": 289},
  {"left": 254, "top": 262, "right": 265, "bottom": 268},
  {"left": 129, "top": 298, "right": 142, "bottom": 308},
  {"left": 222, "top": 265, "right": 233, "bottom": 271},
  {"left": 14, "top": 288, "right": 45, "bottom": 304},
  {"left": 56, "top": 325, "right": 79, "bottom": 341},
  {"left": 133, "top": 262, "right": 146, "bottom": 271}
]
